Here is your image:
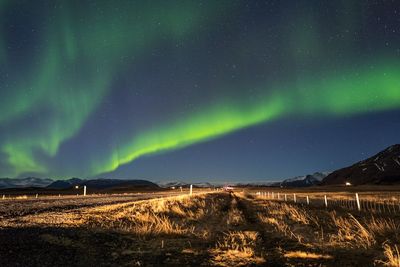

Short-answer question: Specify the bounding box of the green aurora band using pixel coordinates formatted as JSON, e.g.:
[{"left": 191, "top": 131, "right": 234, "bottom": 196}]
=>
[
  {"left": 91, "top": 62, "right": 400, "bottom": 176},
  {"left": 0, "top": 1, "right": 222, "bottom": 176},
  {"left": 1, "top": 1, "right": 399, "bottom": 178}
]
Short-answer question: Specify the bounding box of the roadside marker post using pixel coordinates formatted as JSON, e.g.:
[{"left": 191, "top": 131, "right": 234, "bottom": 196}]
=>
[
  {"left": 35, "top": 194, "right": 38, "bottom": 199},
  {"left": 324, "top": 195, "right": 328, "bottom": 208},
  {"left": 293, "top": 193, "right": 296, "bottom": 203},
  {"left": 267, "top": 192, "right": 270, "bottom": 198},
  {"left": 277, "top": 192, "right": 280, "bottom": 200},
  {"left": 272, "top": 192, "right": 275, "bottom": 199},
  {"left": 306, "top": 195, "right": 310, "bottom": 205},
  {"left": 355, "top": 193, "right": 361, "bottom": 211},
  {"left": 284, "top": 194, "right": 287, "bottom": 201},
  {"left": 83, "top": 186, "right": 87, "bottom": 196},
  {"left": 189, "top": 184, "right": 193, "bottom": 196}
]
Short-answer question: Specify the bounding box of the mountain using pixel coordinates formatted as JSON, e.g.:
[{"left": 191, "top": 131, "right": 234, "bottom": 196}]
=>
[
  {"left": 82, "top": 179, "right": 158, "bottom": 189},
  {"left": 46, "top": 178, "right": 83, "bottom": 189},
  {"left": 157, "top": 181, "right": 217, "bottom": 188},
  {"left": 0, "top": 177, "right": 53, "bottom": 189},
  {"left": 280, "top": 172, "right": 330, "bottom": 187},
  {"left": 234, "top": 181, "right": 281, "bottom": 187},
  {"left": 47, "top": 178, "right": 159, "bottom": 190},
  {"left": 157, "top": 181, "right": 189, "bottom": 188},
  {"left": 322, "top": 144, "right": 400, "bottom": 185}
]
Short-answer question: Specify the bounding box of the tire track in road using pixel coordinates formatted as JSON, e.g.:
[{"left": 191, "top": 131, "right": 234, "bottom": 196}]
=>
[{"left": 233, "top": 193, "right": 289, "bottom": 266}]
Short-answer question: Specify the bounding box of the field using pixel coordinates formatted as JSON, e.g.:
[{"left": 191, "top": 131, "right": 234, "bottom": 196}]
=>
[{"left": 1, "top": 188, "right": 400, "bottom": 266}]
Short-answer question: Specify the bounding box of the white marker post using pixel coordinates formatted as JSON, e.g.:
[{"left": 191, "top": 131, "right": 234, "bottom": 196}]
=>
[
  {"left": 306, "top": 195, "right": 310, "bottom": 205},
  {"left": 272, "top": 192, "right": 275, "bottom": 199},
  {"left": 189, "top": 184, "right": 193, "bottom": 196},
  {"left": 277, "top": 192, "right": 280, "bottom": 200},
  {"left": 284, "top": 194, "right": 287, "bottom": 201},
  {"left": 35, "top": 194, "right": 38, "bottom": 199},
  {"left": 293, "top": 193, "right": 297, "bottom": 203},
  {"left": 83, "top": 186, "right": 87, "bottom": 196},
  {"left": 324, "top": 195, "right": 328, "bottom": 208},
  {"left": 355, "top": 193, "right": 361, "bottom": 211}
]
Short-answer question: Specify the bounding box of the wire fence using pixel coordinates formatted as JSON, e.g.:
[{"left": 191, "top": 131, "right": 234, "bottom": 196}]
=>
[{"left": 253, "top": 191, "right": 400, "bottom": 214}]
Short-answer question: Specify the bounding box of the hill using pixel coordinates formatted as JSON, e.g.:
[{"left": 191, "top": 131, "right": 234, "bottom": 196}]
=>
[
  {"left": 322, "top": 144, "right": 400, "bottom": 185},
  {"left": 280, "top": 172, "right": 329, "bottom": 187},
  {"left": 47, "top": 178, "right": 159, "bottom": 191},
  {"left": 0, "top": 177, "right": 53, "bottom": 189}
]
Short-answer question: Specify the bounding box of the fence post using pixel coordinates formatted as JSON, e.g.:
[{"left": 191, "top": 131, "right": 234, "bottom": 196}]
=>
[
  {"left": 306, "top": 195, "right": 310, "bottom": 205},
  {"left": 83, "top": 186, "right": 87, "bottom": 196},
  {"left": 324, "top": 195, "right": 328, "bottom": 208},
  {"left": 35, "top": 194, "right": 38, "bottom": 199},
  {"left": 189, "top": 184, "right": 193, "bottom": 195},
  {"left": 267, "top": 192, "right": 270, "bottom": 198},
  {"left": 284, "top": 194, "right": 287, "bottom": 201},
  {"left": 277, "top": 192, "right": 280, "bottom": 200},
  {"left": 293, "top": 193, "right": 296, "bottom": 203},
  {"left": 272, "top": 192, "right": 275, "bottom": 199},
  {"left": 355, "top": 193, "right": 361, "bottom": 211},
  {"left": 2, "top": 194, "right": 4, "bottom": 200}
]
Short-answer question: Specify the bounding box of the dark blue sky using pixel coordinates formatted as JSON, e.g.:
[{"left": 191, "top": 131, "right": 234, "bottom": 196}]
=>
[
  {"left": 0, "top": 1, "right": 399, "bottom": 181},
  {"left": 105, "top": 109, "right": 400, "bottom": 182}
]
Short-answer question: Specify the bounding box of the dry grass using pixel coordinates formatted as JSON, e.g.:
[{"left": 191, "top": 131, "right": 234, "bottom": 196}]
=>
[
  {"left": 378, "top": 244, "right": 400, "bottom": 267},
  {"left": 284, "top": 250, "right": 333, "bottom": 259},
  {"left": 210, "top": 231, "right": 265, "bottom": 266},
  {"left": 4, "top": 190, "right": 400, "bottom": 266},
  {"left": 328, "top": 212, "right": 375, "bottom": 249},
  {"left": 85, "top": 194, "right": 213, "bottom": 236},
  {"left": 367, "top": 217, "right": 400, "bottom": 239},
  {"left": 252, "top": 192, "right": 400, "bottom": 266}
]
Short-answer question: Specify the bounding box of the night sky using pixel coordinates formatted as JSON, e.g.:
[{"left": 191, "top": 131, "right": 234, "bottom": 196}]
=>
[{"left": 0, "top": 1, "right": 399, "bottom": 181}]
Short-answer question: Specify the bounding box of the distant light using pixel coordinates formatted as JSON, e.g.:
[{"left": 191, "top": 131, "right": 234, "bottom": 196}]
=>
[
  {"left": 345, "top": 182, "right": 352, "bottom": 186},
  {"left": 75, "top": 185, "right": 79, "bottom": 189}
]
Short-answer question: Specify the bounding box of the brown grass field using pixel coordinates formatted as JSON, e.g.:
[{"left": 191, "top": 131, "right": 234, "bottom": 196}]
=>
[{"left": 1, "top": 188, "right": 400, "bottom": 266}]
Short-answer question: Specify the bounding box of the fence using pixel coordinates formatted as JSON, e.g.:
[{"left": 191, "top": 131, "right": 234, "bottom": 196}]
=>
[{"left": 254, "top": 191, "right": 400, "bottom": 214}]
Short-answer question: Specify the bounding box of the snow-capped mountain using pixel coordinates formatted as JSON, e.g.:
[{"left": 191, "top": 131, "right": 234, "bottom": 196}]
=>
[
  {"left": 157, "top": 181, "right": 218, "bottom": 188},
  {"left": 322, "top": 144, "right": 400, "bottom": 185},
  {"left": 0, "top": 177, "right": 53, "bottom": 188},
  {"left": 280, "top": 172, "right": 330, "bottom": 187}
]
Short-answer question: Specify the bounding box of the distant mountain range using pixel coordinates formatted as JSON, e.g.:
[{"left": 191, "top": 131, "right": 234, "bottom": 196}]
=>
[
  {"left": 157, "top": 173, "right": 329, "bottom": 188},
  {"left": 157, "top": 181, "right": 217, "bottom": 188},
  {"left": 0, "top": 177, "right": 159, "bottom": 190},
  {"left": 322, "top": 144, "right": 400, "bottom": 185},
  {"left": 0, "top": 177, "right": 53, "bottom": 189},
  {"left": 1, "top": 144, "right": 399, "bottom": 189},
  {"left": 47, "top": 178, "right": 159, "bottom": 190},
  {"left": 280, "top": 172, "right": 330, "bottom": 187}
]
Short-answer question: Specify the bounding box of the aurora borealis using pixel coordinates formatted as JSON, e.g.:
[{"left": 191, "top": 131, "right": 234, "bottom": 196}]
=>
[{"left": 0, "top": 1, "right": 399, "bottom": 180}]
